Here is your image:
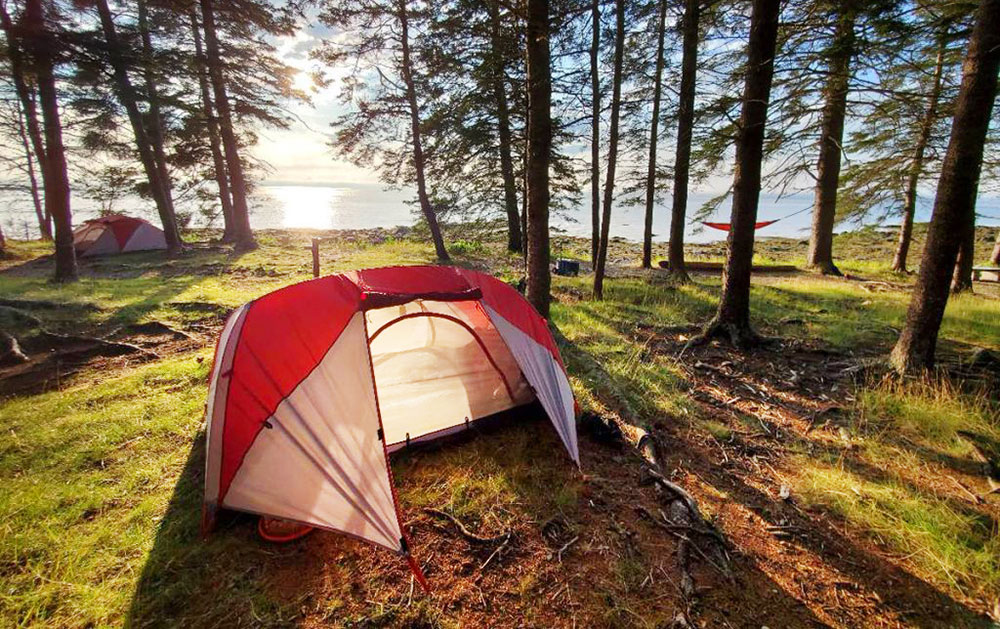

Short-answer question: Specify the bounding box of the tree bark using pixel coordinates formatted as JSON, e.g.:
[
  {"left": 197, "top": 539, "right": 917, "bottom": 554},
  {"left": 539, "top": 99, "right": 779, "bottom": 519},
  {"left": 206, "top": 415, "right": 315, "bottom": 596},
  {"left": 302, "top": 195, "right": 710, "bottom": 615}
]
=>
[
  {"left": 95, "top": 0, "right": 182, "bottom": 253},
  {"left": 991, "top": 229, "right": 1000, "bottom": 265},
  {"left": 23, "top": 0, "right": 75, "bottom": 280},
  {"left": 695, "top": 0, "right": 780, "bottom": 348},
  {"left": 189, "top": 7, "right": 235, "bottom": 242},
  {"left": 806, "top": 5, "right": 857, "bottom": 276},
  {"left": 137, "top": 0, "right": 180, "bottom": 251},
  {"left": 951, "top": 217, "right": 975, "bottom": 293},
  {"left": 489, "top": 0, "right": 521, "bottom": 253},
  {"left": 892, "top": 39, "right": 946, "bottom": 274},
  {"left": 890, "top": 0, "right": 1000, "bottom": 373},
  {"left": 590, "top": 0, "right": 600, "bottom": 268},
  {"left": 593, "top": 0, "right": 624, "bottom": 300},
  {"left": 398, "top": 0, "right": 449, "bottom": 261},
  {"left": 525, "top": 0, "right": 551, "bottom": 317},
  {"left": 200, "top": 0, "right": 256, "bottom": 251},
  {"left": 1, "top": 2, "right": 50, "bottom": 239},
  {"left": 15, "top": 100, "right": 46, "bottom": 240},
  {"left": 641, "top": 0, "right": 668, "bottom": 269},
  {"left": 666, "top": 0, "right": 699, "bottom": 282}
]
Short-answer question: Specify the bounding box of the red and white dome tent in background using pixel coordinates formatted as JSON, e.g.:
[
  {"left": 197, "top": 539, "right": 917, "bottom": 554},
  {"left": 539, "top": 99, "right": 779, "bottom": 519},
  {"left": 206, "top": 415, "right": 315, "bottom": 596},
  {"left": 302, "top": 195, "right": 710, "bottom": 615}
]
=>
[
  {"left": 201, "top": 265, "right": 579, "bottom": 589},
  {"left": 72, "top": 214, "right": 167, "bottom": 257}
]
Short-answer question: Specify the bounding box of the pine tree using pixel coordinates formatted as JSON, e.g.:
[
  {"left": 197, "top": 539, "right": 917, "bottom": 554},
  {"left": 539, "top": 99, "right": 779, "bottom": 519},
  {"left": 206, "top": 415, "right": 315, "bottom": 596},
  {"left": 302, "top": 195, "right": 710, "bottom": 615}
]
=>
[
  {"left": 22, "top": 0, "right": 75, "bottom": 280},
  {"left": 199, "top": 0, "right": 256, "bottom": 251},
  {"left": 317, "top": 0, "right": 448, "bottom": 261},
  {"left": 640, "top": 0, "right": 667, "bottom": 269},
  {"left": 94, "top": 0, "right": 182, "bottom": 253},
  {"left": 665, "top": 0, "right": 700, "bottom": 281},
  {"left": 891, "top": 0, "right": 1000, "bottom": 373},
  {"left": 0, "top": 0, "right": 49, "bottom": 239},
  {"left": 694, "top": 0, "right": 780, "bottom": 348},
  {"left": 805, "top": 2, "right": 859, "bottom": 276},
  {"left": 592, "top": 0, "right": 624, "bottom": 300},
  {"left": 589, "top": 0, "right": 600, "bottom": 267},
  {"left": 525, "top": 0, "right": 551, "bottom": 317}
]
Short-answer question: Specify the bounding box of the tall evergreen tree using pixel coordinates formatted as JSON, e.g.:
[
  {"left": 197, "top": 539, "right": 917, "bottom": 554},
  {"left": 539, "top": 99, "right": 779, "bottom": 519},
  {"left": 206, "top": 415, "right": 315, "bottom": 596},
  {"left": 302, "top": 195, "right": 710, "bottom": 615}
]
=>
[
  {"left": 805, "top": 1, "right": 859, "bottom": 276},
  {"left": 94, "top": 0, "right": 182, "bottom": 252},
  {"left": 592, "top": 0, "right": 624, "bottom": 300},
  {"left": 891, "top": 0, "right": 1000, "bottom": 373},
  {"left": 22, "top": 0, "right": 75, "bottom": 280},
  {"left": 589, "top": 0, "right": 600, "bottom": 267},
  {"left": 640, "top": 0, "right": 667, "bottom": 269},
  {"left": 0, "top": 0, "right": 49, "bottom": 239},
  {"left": 199, "top": 0, "right": 256, "bottom": 251},
  {"left": 317, "top": 0, "right": 448, "bottom": 261},
  {"left": 694, "top": 0, "right": 780, "bottom": 347},
  {"left": 665, "top": 0, "right": 700, "bottom": 281},
  {"left": 525, "top": 0, "right": 551, "bottom": 317}
]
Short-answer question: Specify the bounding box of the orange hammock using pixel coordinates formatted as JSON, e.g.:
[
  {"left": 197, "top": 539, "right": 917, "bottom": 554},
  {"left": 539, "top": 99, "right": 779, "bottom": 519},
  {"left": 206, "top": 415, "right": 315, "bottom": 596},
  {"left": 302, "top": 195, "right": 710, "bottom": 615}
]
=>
[{"left": 702, "top": 220, "right": 778, "bottom": 232}]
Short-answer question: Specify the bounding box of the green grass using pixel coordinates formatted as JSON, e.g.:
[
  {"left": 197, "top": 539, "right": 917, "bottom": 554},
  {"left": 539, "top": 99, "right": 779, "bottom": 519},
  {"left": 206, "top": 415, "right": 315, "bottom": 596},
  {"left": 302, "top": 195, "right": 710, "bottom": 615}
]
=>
[{"left": 793, "top": 377, "right": 1000, "bottom": 601}]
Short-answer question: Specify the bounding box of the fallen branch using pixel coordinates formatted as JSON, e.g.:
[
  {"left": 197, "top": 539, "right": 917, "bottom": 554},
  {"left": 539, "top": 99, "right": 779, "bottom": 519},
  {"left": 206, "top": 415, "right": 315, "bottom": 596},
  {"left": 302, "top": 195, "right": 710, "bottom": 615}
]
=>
[
  {"left": 423, "top": 508, "right": 510, "bottom": 545},
  {"left": 478, "top": 533, "right": 512, "bottom": 571}
]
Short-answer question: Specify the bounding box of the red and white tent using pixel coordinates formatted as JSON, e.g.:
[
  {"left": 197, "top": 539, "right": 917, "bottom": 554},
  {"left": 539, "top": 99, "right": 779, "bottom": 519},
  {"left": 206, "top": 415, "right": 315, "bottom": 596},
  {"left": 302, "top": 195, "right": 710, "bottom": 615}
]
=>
[
  {"left": 203, "top": 265, "right": 578, "bottom": 584},
  {"left": 72, "top": 215, "right": 167, "bottom": 257}
]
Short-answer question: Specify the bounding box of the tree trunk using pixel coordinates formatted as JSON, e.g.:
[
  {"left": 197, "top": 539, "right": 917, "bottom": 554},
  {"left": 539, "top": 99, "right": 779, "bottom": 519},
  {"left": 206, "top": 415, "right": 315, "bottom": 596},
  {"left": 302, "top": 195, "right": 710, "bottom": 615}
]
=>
[
  {"left": 991, "top": 229, "right": 1000, "bottom": 265},
  {"left": 695, "top": 0, "right": 780, "bottom": 348},
  {"left": 398, "top": 0, "right": 449, "bottom": 262},
  {"left": 1, "top": 2, "right": 50, "bottom": 239},
  {"left": 641, "top": 0, "right": 668, "bottom": 269},
  {"left": 489, "top": 0, "right": 521, "bottom": 253},
  {"left": 16, "top": 100, "right": 47, "bottom": 240},
  {"left": 200, "top": 0, "right": 256, "bottom": 251},
  {"left": 806, "top": 5, "right": 857, "bottom": 276},
  {"left": 951, "top": 217, "right": 975, "bottom": 293},
  {"left": 666, "top": 0, "right": 699, "bottom": 282},
  {"left": 890, "top": 0, "right": 1000, "bottom": 374},
  {"left": 593, "top": 0, "right": 625, "bottom": 300},
  {"left": 137, "top": 0, "right": 180, "bottom": 250},
  {"left": 590, "top": 0, "right": 600, "bottom": 268},
  {"left": 893, "top": 38, "right": 946, "bottom": 274},
  {"left": 24, "top": 0, "right": 75, "bottom": 281},
  {"left": 525, "top": 0, "right": 551, "bottom": 317},
  {"left": 95, "top": 0, "right": 182, "bottom": 253},
  {"left": 189, "top": 7, "right": 235, "bottom": 242}
]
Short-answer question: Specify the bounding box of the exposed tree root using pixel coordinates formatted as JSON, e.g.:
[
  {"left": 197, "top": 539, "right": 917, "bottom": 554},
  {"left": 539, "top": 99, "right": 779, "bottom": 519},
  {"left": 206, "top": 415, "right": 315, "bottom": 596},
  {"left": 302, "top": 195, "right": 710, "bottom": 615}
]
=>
[
  {"left": 37, "top": 331, "right": 159, "bottom": 360},
  {"left": 423, "top": 508, "right": 511, "bottom": 545},
  {"left": 0, "top": 331, "right": 29, "bottom": 366},
  {"left": 686, "top": 317, "right": 765, "bottom": 352},
  {"left": 0, "top": 297, "right": 99, "bottom": 311},
  {"left": 808, "top": 260, "right": 843, "bottom": 276}
]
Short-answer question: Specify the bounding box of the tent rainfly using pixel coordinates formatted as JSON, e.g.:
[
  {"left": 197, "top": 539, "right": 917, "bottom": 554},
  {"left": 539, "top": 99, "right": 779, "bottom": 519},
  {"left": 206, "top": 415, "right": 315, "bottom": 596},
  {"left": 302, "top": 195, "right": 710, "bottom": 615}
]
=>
[
  {"left": 202, "top": 265, "right": 579, "bottom": 588},
  {"left": 72, "top": 215, "right": 167, "bottom": 257}
]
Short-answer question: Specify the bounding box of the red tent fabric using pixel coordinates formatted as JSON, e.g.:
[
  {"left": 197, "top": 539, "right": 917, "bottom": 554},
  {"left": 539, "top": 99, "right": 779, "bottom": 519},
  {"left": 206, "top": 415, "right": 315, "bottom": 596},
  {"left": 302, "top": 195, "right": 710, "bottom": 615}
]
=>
[
  {"left": 702, "top": 220, "right": 778, "bottom": 232},
  {"left": 203, "top": 266, "right": 578, "bottom": 589}
]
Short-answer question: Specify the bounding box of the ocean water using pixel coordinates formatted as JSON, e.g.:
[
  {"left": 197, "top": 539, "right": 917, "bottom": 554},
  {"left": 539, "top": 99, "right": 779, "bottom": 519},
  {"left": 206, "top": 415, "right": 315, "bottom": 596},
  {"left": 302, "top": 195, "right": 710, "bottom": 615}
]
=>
[{"left": 2, "top": 182, "right": 997, "bottom": 244}]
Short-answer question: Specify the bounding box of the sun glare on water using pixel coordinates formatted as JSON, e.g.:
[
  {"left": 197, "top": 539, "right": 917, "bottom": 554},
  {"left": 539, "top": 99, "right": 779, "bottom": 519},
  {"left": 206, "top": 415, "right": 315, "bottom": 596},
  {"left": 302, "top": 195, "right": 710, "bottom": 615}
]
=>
[{"left": 266, "top": 185, "right": 347, "bottom": 229}]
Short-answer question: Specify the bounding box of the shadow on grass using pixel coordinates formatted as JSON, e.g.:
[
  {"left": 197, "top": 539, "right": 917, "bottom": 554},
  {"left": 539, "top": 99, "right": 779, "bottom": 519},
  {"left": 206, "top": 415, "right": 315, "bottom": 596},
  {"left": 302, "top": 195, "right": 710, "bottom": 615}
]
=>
[{"left": 555, "top": 320, "right": 996, "bottom": 627}]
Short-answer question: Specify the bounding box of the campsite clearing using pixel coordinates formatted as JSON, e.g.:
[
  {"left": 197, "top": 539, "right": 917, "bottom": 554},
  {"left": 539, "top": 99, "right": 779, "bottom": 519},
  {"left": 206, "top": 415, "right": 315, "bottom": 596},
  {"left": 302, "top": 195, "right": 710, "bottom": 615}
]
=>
[{"left": 0, "top": 228, "right": 997, "bottom": 628}]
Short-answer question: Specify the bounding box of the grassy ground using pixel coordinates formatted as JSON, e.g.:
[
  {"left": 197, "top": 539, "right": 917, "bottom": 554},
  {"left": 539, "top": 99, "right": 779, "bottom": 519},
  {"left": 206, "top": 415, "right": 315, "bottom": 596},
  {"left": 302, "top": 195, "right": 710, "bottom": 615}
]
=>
[{"left": 0, "top": 227, "right": 998, "bottom": 627}]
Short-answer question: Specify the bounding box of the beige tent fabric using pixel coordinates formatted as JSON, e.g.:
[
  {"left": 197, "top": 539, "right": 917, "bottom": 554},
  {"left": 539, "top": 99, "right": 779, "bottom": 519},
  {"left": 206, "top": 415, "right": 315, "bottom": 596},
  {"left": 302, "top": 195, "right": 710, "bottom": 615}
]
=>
[
  {"left": 223, "top": 313, "right": 403, "bottom": 551},
  {"left": 366, "top": 299, "right": 534, "bottom": 447},
  {"left": 204, "top": 304, "right": 250, "bottom": 510},
  {"left": 484, "top": 305, "right": 579, "bottom": 464},
  {"left": 122, "top": 222, "right": 167, "bottom": 252}
]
